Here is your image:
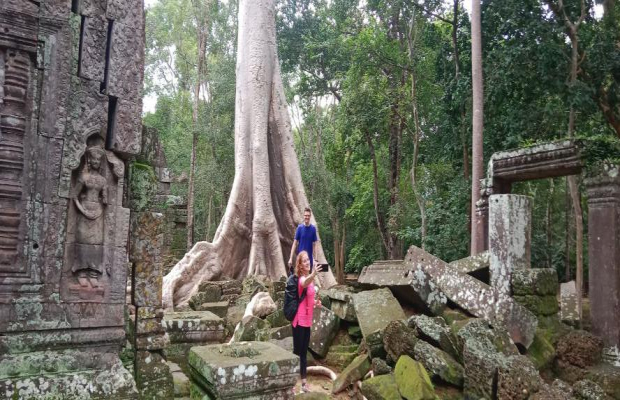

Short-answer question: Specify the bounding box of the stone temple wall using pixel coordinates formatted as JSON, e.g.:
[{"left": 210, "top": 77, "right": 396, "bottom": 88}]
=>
[{"left": 0, "top": 0, "right": 144, "bottom": 397}]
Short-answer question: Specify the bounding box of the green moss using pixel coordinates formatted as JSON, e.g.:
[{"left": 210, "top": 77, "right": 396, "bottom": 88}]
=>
[
  {"left": 394, "top": 356, "right": 436, "bottom": 400},
  {"left": 361, "top": 374, "right": 401, "bottom": 400},
  {"left": 129, "top": 162, "right": 158, "bottom": 211},
  {"left": 527, "top": 329, "right": 556, "bottom": 370},
  {"left": 513, "top": 295, "right": 559, "bottom": 317}
]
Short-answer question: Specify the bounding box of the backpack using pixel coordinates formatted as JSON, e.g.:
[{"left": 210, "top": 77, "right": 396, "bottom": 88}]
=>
[{"left": 283, "top": 274, "right": 307, "bottom": 322}]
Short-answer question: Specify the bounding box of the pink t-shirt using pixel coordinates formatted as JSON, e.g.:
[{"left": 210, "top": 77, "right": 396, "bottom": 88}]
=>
[{"left": 292, "top": 276, "right": 315, "bottom": 328}]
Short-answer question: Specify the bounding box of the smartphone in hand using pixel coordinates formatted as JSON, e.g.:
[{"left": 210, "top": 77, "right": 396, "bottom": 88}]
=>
[{"left": 318, "top": 263, "right": 330, "bottom": 272}]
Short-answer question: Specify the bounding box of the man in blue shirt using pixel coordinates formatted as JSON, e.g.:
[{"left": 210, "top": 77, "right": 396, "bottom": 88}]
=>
[{"left": 288, "top": 207, "right": 318, "bottom": 274}]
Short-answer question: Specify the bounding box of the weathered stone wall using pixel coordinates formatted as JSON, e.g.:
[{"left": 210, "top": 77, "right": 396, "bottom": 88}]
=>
[{"left": 0, "top": 0, "right": 145, "bottom": 397}]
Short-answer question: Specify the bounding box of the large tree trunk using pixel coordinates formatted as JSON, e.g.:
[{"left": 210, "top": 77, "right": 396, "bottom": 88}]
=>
[
  {"left": 470, "top": 0, "right": 484, "bottom": 255},
  {"left": 163, "top": 0, "right": 337, "bottom": 309}
]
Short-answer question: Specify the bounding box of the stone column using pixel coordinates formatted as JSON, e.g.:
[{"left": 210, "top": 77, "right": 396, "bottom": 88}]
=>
[
  {"left": 474, "top": 178, "right": 494, "bottom": 253},
  {"left": 130, "top": 211, "right": 173, "bottom": 399},
  {"left": 489, "top": 194, "right": 532, "bottom": 298},
  {"left": 585, "top": 165, "right": 620, "bottom": 355}
]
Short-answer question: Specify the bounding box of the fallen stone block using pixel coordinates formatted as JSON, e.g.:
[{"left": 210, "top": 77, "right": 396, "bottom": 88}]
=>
[
  {"left": 527, "top": 329, "right": 556, "bottom": 370},
  {"left": 232, "top": 315, "right": 268, "bottom": 342},
  {"left": 359, "top": 259, "right": 447, "bottom": 315},
  {"left": 353, "top": 288, "right": 405, "bottom": 339},
  {"left": 323, "top": 286, "right": 357, "bottom": 322},
  {"left": 193, "top": 300, "right": 229, "bottom": 318},
  {"left": 512, "top": 268, "right": 559, "bottom": 296},
  {"left": 324, "top": 345, "right": 359, "bottom": 369},
  {"left": 383, "top": 320, "right": 418, "bottom": 363},
  {"left": 167, "top": 361, "right": 190, "bottom": 398},
  {"left": 462, "top": 336, "right": 508, "bottom": 399},
  {"left": 189, "top": 283, "right": 222, "bottom": 309},
  {"left": 585, "top": 363, "right": 620, "bottom": 400},
  {"left": 514, "top": 294, "right": 559, "bottom": 317},
  {"left": 163, "top": 311, "right": 226, "bottom": 344},
  {"left": 188, "top": 341, "right": 298, "bottom": 399},
  {"left": 309, "top": 306, "right": 340, "bottom": 358},
  {"left": 406, "top": 245, "right": 538, "bottom": 348},
  {"left": 448, "top": 251, "right": 490, "bottom": 275},
  {"left": 265, "top": 309, "right": 289, "bottom": 328},
  {"left": 413, "top": 340, "right": 464, "bottom": 388},
  {"left": 332, "top": 354, "right": 371, "bottom": 394},
  {"left": 135, "top": 350, "right": 174, "bottom": 400},
  {"left": 573, "top": 379, "right": 612, "bottom": 400},
  {"left": 361, "top": 374, "right": 401, "bottom": 400},
  {"left": 256, "top": 325, "right": 292, "bottom": 342},
  {"left": 371, "top": 357, "right": 393, "bottom": 376},
  {"left": 408, "top": 314, "right": 459, "bottom": 361},
  {"left": 496, "top": 355, "right": 542, "bottom": 400},
  {"left": 394, "top": 355, "right": 436, "bottom": 400},
  {"left": 557, "top": 330, "right": 604, "bottom": 369}
]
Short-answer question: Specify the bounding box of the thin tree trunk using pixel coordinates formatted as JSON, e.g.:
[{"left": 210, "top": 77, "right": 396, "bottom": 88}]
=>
[
  {"left": 545, "top": 0, "right": 587, "bottom": 320},
  {"left": 407, "top": 14, "right": 427, "bottom": 250},
  {"left": 365, "top": 132, "right": 390, "bottom": 258},
  {"left": 546, "top": 179, "right": 554, "bottom": 269},
  {"left": 205, "top": 195, "right": 213, "bottom": 241},
  {"left": 339, "top": 223, "right": 346, "bottom": 283},
  {"left": 565, "top": 177, "right": 572, "bottom": 282},
  {"left": 470, "top": 0, "right": 484, "bottom": 256},
  {"left": 187, "top": 4, "right": 209, "bottom": 250}
]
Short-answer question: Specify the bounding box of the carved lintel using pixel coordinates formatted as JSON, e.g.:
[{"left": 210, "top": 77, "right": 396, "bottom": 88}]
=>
[{"left": 489, "top": 140, "right": 583, "bottom": 184}]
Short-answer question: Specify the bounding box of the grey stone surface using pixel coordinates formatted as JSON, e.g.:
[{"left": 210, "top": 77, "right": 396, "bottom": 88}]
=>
[
  {"left": 413, "top": 340, "right": 464, "bottom": 387},
  {"left": 406, "top": 245, "right": 537, "bottom": 348},
  {"left": 585, "top": 165, "right": 620, "bottom": 350},
  {"left": 489, "top": 194, "right": 532, "bottom": 300},
  {"left": 0, "top": 0, "right": 145, "bottom": 395},
  {"left": 496, "top": 355, "right": 542, "bottom": 400},
  {"left": 561, "top": 281, "right": 580, "bottom": 323},
  {"left": 512, "top": 268, "right": 559, "bottom": 296},
  {"left": 323, "top": 286, "right": 357, "bottom": 322},
  {"left": 332, "top": 354, "right": 371, "bottom": 394},
  {"left": 448, "top": 251, "right": 490, "bottom": 275},
  {"left": 352, "top": 288, "right": 405, "bottom": 339},
  {"left": 163, "top": 311, "right": 225, "bottom": 344},
  {"left": 188, "top": 341, "right": 298, "bottom": 399},
  {"left": 382, "top": 320, "right": 417, "bottom": 363},
  {"left": 408, "top": 315, "right": 459, "bottom": 360},
  {"left": 359, "top": 259, "right": 447, "bottom": 315},
  {"left": 309, "top": 305, "right": 340, "bottom": 358}
]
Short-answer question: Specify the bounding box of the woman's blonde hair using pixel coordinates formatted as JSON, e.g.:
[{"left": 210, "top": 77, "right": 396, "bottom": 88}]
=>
[{"left": 295, "top": 251, "right": 309, "bottom": 277}]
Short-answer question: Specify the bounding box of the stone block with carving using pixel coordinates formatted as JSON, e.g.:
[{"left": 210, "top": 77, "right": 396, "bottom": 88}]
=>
[
  {"left": 163, "top": 310, "right": 225, "bottom": 344},
  {"left": 188, "top": 342, "right": 298, "bottom": 399}
]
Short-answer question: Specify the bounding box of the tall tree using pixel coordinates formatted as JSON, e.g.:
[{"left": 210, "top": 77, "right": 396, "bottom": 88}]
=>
[
  {"left": 187, "top": 0, "right": 211, "bottom": 249},
  {"left": 163, "top": 0, "right": 337, "bottom": 309},
  {"left": 470, "top": 0, "right": 484, "bottom": 255}
]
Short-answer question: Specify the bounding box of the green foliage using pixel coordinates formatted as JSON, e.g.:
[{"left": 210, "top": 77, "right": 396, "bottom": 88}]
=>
[
  {"left": 145, "top": 0, "right": 619, "bottom": 275},
  {"left": 130, "top": 162, "right": 158, "bottom": 212}
]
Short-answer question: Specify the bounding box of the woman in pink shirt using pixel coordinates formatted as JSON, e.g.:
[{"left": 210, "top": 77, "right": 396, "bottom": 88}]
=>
[{"left": 292, "top": 250, "right": 321, "bottom": 393}]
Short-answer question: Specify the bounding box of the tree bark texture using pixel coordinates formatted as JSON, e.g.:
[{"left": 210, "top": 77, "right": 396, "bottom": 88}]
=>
[
  {"left": 163, "top": 0, "right": 337, "bottom": 309},
  {"left": 470, "top": 0, "right": 484, "bottom": 256}
]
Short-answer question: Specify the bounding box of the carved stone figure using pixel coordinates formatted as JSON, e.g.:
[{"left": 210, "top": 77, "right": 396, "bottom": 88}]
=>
[{"left": 71, "top": 137, "right": 108, "bottom": 289}]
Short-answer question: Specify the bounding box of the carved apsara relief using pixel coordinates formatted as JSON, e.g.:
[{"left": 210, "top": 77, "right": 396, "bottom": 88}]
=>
[{"left": 63, "top": 133, "right": 126, "bottom": 301}]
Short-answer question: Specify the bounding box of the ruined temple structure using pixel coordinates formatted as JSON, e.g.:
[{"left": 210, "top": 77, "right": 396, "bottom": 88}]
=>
[
  {"left": 474, "top": 141, "right": 620, "bottom": 361},
  {"left": 0, "top": 0, "right": 146, "bottom": 397}
]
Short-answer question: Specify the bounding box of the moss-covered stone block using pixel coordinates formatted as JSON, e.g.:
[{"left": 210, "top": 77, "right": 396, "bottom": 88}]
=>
[
  {"left": 394, "top": 356, "right": 435, "bottom": 400},
  {"left": 512, "top": 268, "right": 559, "bottom": 296},
  {"left": 332, "top": 354, "right": 371, "bottom": 394},
  {"left": 361, "top": 374, "right": 401, "bottom": 400},
  {"left": 513, "top": 295, "right": 559, "bottom": 317},
  {"left": 527, "top": 329, "right": 556, "bottom": 370}
]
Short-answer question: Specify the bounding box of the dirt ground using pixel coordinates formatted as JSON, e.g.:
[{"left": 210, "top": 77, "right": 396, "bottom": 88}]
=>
[{"left": 293, "top": 374, "right": 354, "bottom": 398}]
